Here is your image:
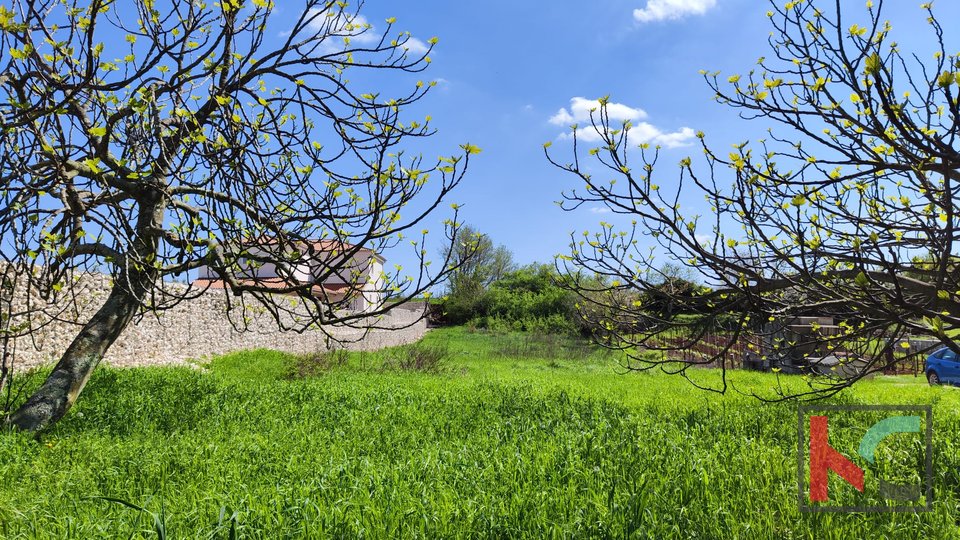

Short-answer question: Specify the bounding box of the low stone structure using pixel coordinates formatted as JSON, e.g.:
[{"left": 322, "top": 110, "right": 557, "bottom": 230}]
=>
[{"left": 3, "top": 272, "right": 427, "bottom": 372}]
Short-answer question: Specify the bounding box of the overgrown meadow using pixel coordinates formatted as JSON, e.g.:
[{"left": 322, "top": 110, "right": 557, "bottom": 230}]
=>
[{"left": 1, "top": 328, "right": 958, "bottom": 538}]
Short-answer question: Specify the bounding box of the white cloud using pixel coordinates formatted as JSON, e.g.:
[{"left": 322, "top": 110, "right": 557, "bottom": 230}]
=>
[
  {"left": 549, "top": 97, "right": 647, "bottom": 126},
  {"left": 549, "top": 108, "right": 574, "bottom": 126},
  {"left": 296, "top": 10, "right": 431, "bottom": 57},
  {"left": 651, "top": 127, "right": 696, "bottom": 148},
  {"left": 589, "top": 207, "right": 612, "bottom": 214},
  {"left": 306, "top": 10, "right": 379, "bottom": 44},
  {"left": 695, "top": 234, "right": 713, "bottom": 246},
  {"left": 633, "top": 0, "right": 717, "bottom": 23},
  {"left": 550, "top": 97, "right": 696, "bottom": 149},
  {"left": 402, "top": 37, "right": 430, "bottom": 56}
]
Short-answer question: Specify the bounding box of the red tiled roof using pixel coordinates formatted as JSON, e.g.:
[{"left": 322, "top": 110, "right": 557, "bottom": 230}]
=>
[
  {"left": 194, "top": 277, "right": 357, "bottom": 300},
  {"left": 192, "top": 237, "right": 382, "bottom": 296},
  {"left": 307, "top": 240, "right": 385, "bottom": 262},
  {"left": 231, "top": 237, "right": 384, "bottom": 262}
]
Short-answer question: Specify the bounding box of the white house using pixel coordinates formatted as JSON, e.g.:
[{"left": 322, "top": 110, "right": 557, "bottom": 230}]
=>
[{"left": 194, "top": 240, "right": 386, "bottom": 312}]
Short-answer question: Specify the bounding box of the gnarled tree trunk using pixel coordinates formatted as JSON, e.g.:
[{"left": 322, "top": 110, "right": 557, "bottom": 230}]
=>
[
  {"left": 6, "top": 280, "right": 144, "bottom": 432},
  {"left": 7, "top": 195, "right": 161, "bottom": 432}
]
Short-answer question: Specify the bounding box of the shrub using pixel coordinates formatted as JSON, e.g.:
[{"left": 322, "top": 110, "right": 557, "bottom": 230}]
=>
[
  {"left": 438, "top": 263, "right": 588, "bottom": 335},
  {"left": 286, "top": 349, "right": 349, "bottom": 379},
  {"left": 381, "top": 342, "right": 450, "bottom": 373}
]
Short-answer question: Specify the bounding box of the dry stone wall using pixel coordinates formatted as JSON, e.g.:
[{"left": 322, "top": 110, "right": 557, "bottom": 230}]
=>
[{"left": 5, "top": 273, "right": 427, "bottom": 372}]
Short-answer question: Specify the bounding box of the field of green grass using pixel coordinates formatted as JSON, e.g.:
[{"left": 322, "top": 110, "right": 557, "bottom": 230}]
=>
[{"left": 1, "top": 327, "right": 959, "bottom": 538}]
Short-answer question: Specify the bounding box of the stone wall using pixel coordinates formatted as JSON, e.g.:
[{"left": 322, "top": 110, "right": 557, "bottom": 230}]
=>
[{"left": 3, "top": 272, "right": 427, "bottom": 372}]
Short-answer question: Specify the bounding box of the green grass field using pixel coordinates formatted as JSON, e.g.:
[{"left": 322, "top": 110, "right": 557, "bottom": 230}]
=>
[{"left": 1, "top": 327, "right": 958, "bottom": 538}]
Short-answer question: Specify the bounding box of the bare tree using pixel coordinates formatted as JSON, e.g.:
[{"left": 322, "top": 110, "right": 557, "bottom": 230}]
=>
[
  {"left": 0, "top": 0, "right": 475, "bottom": 430},
  {"left": 443, "top": 225, "right": 515, "bottom": 295},
  {"left": 548, "top": 0, "right": 960, "bottom": 398}
]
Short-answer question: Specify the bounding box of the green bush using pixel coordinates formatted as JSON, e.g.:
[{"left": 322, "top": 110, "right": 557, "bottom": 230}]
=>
[
  {"left": 439, "top": 287, "right": 491, "bottom": 326},
  {"left": 440, "top": 264, "right": 587, "bottom": 335}
]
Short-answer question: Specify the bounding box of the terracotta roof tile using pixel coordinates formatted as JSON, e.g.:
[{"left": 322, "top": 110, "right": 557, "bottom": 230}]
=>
[{"left": 194, "top": 277, "right": 358, "bottom": 300}]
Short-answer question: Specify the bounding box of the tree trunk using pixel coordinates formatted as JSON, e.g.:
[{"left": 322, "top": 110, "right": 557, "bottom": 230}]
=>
[{"left": 6, "top": 282, "right": 142, "bottom": 432}]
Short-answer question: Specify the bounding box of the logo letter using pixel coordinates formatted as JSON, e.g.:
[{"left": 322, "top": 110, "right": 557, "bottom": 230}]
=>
[{"left": 809, "top": 415, "right": 865, "bottom": 502}]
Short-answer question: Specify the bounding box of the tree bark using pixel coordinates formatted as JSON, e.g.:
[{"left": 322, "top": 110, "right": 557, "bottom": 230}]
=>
[
  {"left": 6, "top": 280, "right": 144, "bottom": 432},
  {"left": 5, "top": 187, "right": 166, "bottom": 432}
]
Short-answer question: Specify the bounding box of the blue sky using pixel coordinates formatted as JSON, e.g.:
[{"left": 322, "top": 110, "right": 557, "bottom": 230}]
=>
[
  {"left": 380, "top": 0, "right": 768, "bottom": 269},
  {"left": 283, "top": 0, "right": 960, "bottom": 278}
]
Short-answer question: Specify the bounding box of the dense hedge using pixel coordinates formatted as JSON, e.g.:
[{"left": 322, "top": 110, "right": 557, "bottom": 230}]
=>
[{"left": 438, "top": 264, "right": 586, "bottom": 335}]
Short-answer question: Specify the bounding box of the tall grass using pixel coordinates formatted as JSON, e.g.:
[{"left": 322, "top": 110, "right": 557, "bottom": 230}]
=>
[{"left": 0, "top": 327, "right": 955, "bottom": 538}]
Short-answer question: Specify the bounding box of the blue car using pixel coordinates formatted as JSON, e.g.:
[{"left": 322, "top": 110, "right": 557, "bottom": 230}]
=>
[{"left": 925, "top": 347, "right": 960, "bottom": 385}]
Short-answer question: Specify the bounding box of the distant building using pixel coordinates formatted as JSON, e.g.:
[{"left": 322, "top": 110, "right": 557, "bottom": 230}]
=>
[{"left": 194, "top": 239, "right": 385, "bottom": 312}]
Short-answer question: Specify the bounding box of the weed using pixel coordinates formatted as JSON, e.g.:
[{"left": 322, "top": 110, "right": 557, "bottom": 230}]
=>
[
  {"left": 494, "top": 332, "right": 603, "bottom": 361},
  {"left": 380, "top": 342, "right": 449, "bottom": 373},
  {"left": 286, "top": 349, "right": 349, "bottom": 379}
]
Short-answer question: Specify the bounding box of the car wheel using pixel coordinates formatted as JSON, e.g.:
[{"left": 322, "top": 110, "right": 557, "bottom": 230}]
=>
[{"left": 928, "top": 371, "right": 941, "bottom": 386}]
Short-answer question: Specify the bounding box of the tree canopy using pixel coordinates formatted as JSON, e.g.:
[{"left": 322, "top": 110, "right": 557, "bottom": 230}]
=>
[
  {"left": 0, "top": 0, "right": 473, "bottom": 430},
  {"left": 439, "top": 225, "right": 515, "bottom": 324},
  {"left": 549, "top": 0, "right": 960, "bottom": 398}
]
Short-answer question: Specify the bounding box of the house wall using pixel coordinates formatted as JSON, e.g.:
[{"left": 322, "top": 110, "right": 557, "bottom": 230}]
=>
[
  {"left": 196, "top": 251, "right": 311, "bottom": 283},
  {"left": 3, "top": 273, "right": 427, "bottom": 372},
  {"left": 311, "top": 254, "right": 380, "bottom": 285},
  {"left": 361, "top": 259, "right": 385, "bottom": 312},
  {"left": 197, "top": 248, "right": 381, "bottom": 291}
]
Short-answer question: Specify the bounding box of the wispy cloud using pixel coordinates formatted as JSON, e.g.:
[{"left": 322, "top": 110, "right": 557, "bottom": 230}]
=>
[
  {"left": 403, "top": 36, "right": 430, "bottom": 55},
  {"left": 550, "top": 97, "right": 696, "bottom": 149},
  {"left": 633, "top": 0, "right": 717, "bottom": 23},
  {"left": 589, "top": 207, "right": 612, "bottom": 214},
  {"left": 308, "top": 11, "right": 379, "bottom": 43},
  {"left": 291, "top": 10, "right": 431, "bottom": 57}
]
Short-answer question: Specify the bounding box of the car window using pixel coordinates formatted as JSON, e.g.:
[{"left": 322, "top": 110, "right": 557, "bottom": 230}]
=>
[
  {"left": 943, "top": 349, "right": 958, "bottom": 361},
  {"left": 934, "top": 348, "right": 949, "bottom": 359}
]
